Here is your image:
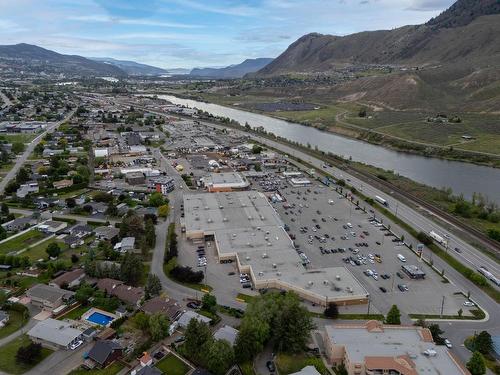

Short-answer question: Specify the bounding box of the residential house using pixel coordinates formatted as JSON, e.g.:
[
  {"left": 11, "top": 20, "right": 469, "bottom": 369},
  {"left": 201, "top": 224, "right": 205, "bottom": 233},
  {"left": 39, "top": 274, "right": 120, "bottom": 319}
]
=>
[
  {"left": 113, "top": 237, "right": 135, "bottom": 253},
  {"left": 140, "top": 296, "right": 182, "bottom": 320},
  {"left": 1, "top": 216, "right": 37, "bottom": 232},
  {"left": 27, "top": 283, "right": 75, "bottom": 311},
  {"left": 28, "top": 318, "right": 83, "bottom": 350},
  {"left": 49, "top": 268, "right": 85, "bottom": 289},
  {"left": 213, "top": 325, "right": 239, "bottom": 347},
  {"left": 37, "top": 220, "right": 68, "bottom": 234},
  {"left": 177, "top": 310, "right": 211, "bottom": 329},
  {"left": 94, "top": 226, "right": 120, "bottom": 241},
  {"left": 133, "top": 365, "right": 163, "bottom": 375},
  {"left": 0, "top": 311, "right": 9, "bottom": 328},
  {"left": 53, "top": 179, "right": 73, "bottom": 190},
  {"left": 96, "top": 278, "right": 144, "bottom": 307},
  {"left": 86, "top": 202, "right": 108, "bottom": 215},
  {"left": 68, "top": 224, "right": 93, "bottom": 238},
  {"left": 139, "top": 352, "right": 153, "bottom": 367},
  {"left": 16, "top": 182, "right": 39, "bottom": 198},
  {"left": 64, "top": 235, "right": 84, "bottom": 248},
  {"left": 85, "top": 340, "right": 123, "bottom": 369}
]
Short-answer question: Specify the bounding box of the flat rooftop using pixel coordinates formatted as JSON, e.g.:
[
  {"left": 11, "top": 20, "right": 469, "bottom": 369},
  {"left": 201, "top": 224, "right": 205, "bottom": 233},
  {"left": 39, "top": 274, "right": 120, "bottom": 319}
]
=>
[
  {"left": 326, "top": 323, "right": 467, "bottom": 374},
  {"left": 203, "top": 172, "right": 249, "bottom": 189},
  {"left": 183, "top": 192, "right": 367, "bottom": 303}
]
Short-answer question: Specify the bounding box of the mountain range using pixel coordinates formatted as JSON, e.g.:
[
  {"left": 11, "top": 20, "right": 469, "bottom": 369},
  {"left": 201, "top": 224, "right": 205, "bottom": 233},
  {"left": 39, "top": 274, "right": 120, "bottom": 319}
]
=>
[
  {"left": 190, "top": 58, "right": 273, "bottom": 78},
  {"left": 257, "top": 0, "right": 500, "bottom": 76},
  {"left": 90, "top": 57, "right": 168, "bottom": 76},
  {"left": 0, "top": 43, "right": 125, "bottom": 76}
]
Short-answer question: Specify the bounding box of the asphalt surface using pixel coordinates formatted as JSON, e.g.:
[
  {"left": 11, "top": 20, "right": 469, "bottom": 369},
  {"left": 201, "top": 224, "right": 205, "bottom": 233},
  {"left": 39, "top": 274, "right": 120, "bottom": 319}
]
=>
[{"left": 0, "top": 109, "right": 76, "bottom": 195}]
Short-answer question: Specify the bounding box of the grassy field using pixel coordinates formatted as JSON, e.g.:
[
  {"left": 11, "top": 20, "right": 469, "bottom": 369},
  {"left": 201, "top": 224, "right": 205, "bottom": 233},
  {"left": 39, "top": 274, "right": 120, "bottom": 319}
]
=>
[
  {"left": 21, "top": 238, "right": 65, "bottom": 261},
  {"left": 69, "top": 362, "right": 123, "bottom": 375},
  {"left": 0, "top": 230, "right": 46, "bottom": 255},
  {"left": 0, "top": 134, "right": 38, "bottom": 143},
  {"left": 156, "top": 354, "right": 190, "bottom": 375},
  {"left": 0, "top": 310, "right": 29, "bottom": 339},
  {"left": 0, "top": 335, "right": 53, "bottom": 374},
  {"left": 275, "top": 353, "right": 330, "bottom": 375}
]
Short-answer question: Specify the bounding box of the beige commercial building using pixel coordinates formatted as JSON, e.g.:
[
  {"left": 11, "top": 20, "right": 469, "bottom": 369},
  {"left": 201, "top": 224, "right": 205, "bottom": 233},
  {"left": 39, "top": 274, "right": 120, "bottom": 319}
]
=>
[
  {"left": 183, "top": 191, "right": 368, "bottom": 306},
  {"left": 323, "top": 320, "right": 470, "bottom": 375}
]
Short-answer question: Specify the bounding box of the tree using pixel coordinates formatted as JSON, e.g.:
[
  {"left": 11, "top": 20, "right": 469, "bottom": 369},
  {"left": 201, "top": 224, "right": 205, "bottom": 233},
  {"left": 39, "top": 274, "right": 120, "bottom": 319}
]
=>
[
  {"left": 273, "top": 292, "right": 315, "bottom": 352},
  {"left": 106, "top": 202, "right": 118, "bottom": 217},
  {"left": 0, "top": 226, "right": 6, "bottom": 241},
  {"left": 11, "top": 142, "right": 25, "bottom": 154},
  {"left": 145, "top": 274, "right": 162, "bottom": 298},
  {"left": 1, "top": 203, "right": 9, "bottom": 216},
  {"left": 235, "top": 317, "right": 269, "bottom": 363},
  {"left": 149, "top": 313, "right": 170, "bottom": 341},
  {"left": 158, "top": 204, "right": 169, "bottom": 218},
  {"left": 467, "top": 351, "right": 486, "bottom": 375},
  {"left": 185, "top": 319, "right": 213, "bottom": 364},
  {"left": 252, "top": 145, "right": 263, "bottom": 154},
  {"left": 202, "top": 293, "right": 217, "bottom": 314},
  {"left": 149, "top": 192, "right": 165, "bottom": 207},
  {"left": 324, "top": 303, "right": 339, "bottom": 318},
  {"left": 332, "top": 363, "right": 348, "bottom": 375},
  {"left": 206, "top": 339, "right": 235, "bottom": 375},
  {"left": 16, "top": 342, "right": 42, "bottom": 364},
  {"left": 428, "top": 324, "right": 445, "bottom": 345},
  {"left": 133, "top": 311, "right": 150, "bottom": 331},
  {"left": 144, "top": 219, "right": 156, "bottom": 248},
  {"left": 120, "top": 253, "right": 144, "bottom": 286},
  {"left": 71, "top": 254, "right": 79, "bottom": 263},
  {"left": 46, "top": 242, "right": 61, "bottom": 258},
  {"left": 474, "top": 331, "right": 492, "bottom": 355},
  {"left": 65, "top": 197, "right": 76, "bottom": 208},
  {"left": 75, "top": 283, "right": 94, "bottom": 305},
  {"left": 358, "top": 108, "right": 367, "bottom": 118},
  {"left": 385, "top": 305, "right": 401, "bottom": 325}
]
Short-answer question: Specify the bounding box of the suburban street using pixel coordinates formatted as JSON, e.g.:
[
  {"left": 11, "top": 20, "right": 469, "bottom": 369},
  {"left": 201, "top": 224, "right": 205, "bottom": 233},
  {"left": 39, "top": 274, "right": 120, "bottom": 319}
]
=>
[{"left": 0, "top": 109, "right": 75, "bottom": 195}]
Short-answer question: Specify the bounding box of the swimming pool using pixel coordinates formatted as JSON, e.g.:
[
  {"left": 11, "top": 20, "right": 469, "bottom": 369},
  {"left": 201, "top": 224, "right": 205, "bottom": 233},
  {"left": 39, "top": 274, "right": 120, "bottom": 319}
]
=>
[{"left": 86, "top": 311, "right": 115, "bottom": 326}]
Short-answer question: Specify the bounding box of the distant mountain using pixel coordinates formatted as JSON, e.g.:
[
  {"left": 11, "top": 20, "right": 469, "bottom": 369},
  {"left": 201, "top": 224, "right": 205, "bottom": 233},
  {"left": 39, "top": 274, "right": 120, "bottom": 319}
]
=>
[
  {"left": 190, "top": 58, "right": 274, "bottom": 78},
  {"left": 91, "top": 57, "right": 168, "bottom": 76},
  {"left": 0, "top": 43, "right": 125, "bottom": 76},
  {"left": 165, "top": 68, "right": 191, "bottom": 75},
  {"left": 256, "top": 0, "right": 500, "bottom": 76}
]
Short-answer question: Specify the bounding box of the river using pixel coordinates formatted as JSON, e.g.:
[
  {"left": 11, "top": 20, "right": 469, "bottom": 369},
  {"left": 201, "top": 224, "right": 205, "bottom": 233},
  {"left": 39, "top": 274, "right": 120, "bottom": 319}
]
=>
[{"left": 158, "top": 95, "right": 500, "bottom": 204}]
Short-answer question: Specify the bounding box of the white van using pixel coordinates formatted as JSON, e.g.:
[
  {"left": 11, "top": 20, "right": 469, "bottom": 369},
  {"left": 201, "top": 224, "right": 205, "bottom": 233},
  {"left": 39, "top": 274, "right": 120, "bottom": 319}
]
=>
[{"left": 397, "top": 254, "right": 406, "bottom": 262}]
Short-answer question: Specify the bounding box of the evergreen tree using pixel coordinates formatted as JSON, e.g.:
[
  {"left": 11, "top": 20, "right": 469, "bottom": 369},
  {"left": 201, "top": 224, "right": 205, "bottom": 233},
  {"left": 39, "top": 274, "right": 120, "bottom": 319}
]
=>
[
  {"left": 385, "top": 305, "right": 401, "bottom": 325},
  {"left": 466, "top": 351, "right": 486, "bottom": 375}
]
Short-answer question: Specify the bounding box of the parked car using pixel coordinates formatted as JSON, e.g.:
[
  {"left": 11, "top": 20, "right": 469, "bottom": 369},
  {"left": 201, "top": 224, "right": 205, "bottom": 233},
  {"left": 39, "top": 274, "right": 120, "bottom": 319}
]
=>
[
  {"left": 444, "top": 339, "right": 452, "bottom": 348},
  {"left": 463, "top": 301, "right": 475, "bottom": 307}
]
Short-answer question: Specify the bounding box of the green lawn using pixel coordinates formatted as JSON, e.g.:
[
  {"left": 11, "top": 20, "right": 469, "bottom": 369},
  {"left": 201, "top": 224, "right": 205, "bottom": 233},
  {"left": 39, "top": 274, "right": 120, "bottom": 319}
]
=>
[
  {"left": 22, "top": 238, "right": 66, "bottom": 261},
  {"left": 156, "top": 354, "right": 189, "bottom": 375},
  {"left": 0, "top": 335, "right": 53, "bottom": 374},
  {"left": 0, "top": 310, "right": 29, "bottom": 340},
  {"left": 236, "top": 293, "right": 256, "bottom": 303},
  {"left": 0, "top": 230, "right": 46, "bottom": 255},
  {"left": 0, "top": 134, "right": 38, "bottom": 144},
  {"left": 69, "top": 362, "right": 123, "bottom": 375},
  {"left": 275, "top": 353, "right": 330, "bottom": 375},
  {"left": 239, "top": 362, "right": 256, "bottom": 375},
  {"left": 57, "top": 305, "right": 90, "bottom": 321}
]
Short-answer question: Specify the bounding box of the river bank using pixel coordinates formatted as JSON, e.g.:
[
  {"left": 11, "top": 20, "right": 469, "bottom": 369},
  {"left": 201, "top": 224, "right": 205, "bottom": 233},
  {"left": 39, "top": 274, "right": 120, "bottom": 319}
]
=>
[
  {"left": 155, "top": 90, "right": 500, "bottom": 168},
  {"left": 154, "top": 93, "right": 500, "bottom": 205}
]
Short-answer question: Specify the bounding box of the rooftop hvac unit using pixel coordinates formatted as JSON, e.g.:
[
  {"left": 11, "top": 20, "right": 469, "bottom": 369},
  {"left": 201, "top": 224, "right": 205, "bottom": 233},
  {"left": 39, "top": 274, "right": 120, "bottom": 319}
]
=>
[
  {"left": 265, "top": 236, "right": 269, "bottom": 241},
  {"left": 246, "top": 256, "right": 251, "bottom": 260},
  {"left": 272, "top": 263, "right": 277, "bottom": 269},
  {"left": 260, "top": 215, "right": 265, "bottom": 220},
  {"left": 258, "top": 271, "right": 264, "bottom": 276},
  {"left": 219, "top": 205, "right": 223, "bottom": 209},
  {"left": 242, "top": 203, "right": 247, "bottom": 207},
  {"left": 262, "top": 253, "right": 268, "bottom": 258},
  {"left": 207, "top": 218, "right": 213, "bottom": 223},
  {"left": 346, "top": 287, "right": 353, "bottom": 293},
  {"left": 336, "top": 275, "right": 341, "bottom": 281},
  {"left": 232, "top": 233, "right": 236, "bottom": 237},
  {"left": 275, "top": 236, "right": 279, "bottom": 240},
  {"left": 323, "top": 280, "right": 329, "bottom": 285},
  {"left": 204, "top": 206, "right": 209, "bottom": 210},
  {"left": 276, "top": 272, "right": 282, "bottom": 276},
  {"left": 266, "top": 231, "right": 270, "bottom": 235},
  {"left": 267, "top": 242, "right": 272, "bottom": 246},
  {"left": 223, "top": 217, "right": 228, "bottom": 222},
  {"left": 308, "top": 281, "right": 313, "bottom": 286},
  {"left": 257, "top": 227, "right": 261, "bottom": 231},
  {"left": 248, "top": 216, "right": 253, "bottom": 220},
  {"left": 246, "top": 242, "right": 251, "bottom": 246}
]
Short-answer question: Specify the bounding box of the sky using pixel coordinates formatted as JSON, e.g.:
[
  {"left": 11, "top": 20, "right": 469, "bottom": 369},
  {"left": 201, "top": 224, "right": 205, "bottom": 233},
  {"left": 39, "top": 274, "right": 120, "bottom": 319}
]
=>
[{"left": 0, "top": 0, "right": 456, "bottom": 69}]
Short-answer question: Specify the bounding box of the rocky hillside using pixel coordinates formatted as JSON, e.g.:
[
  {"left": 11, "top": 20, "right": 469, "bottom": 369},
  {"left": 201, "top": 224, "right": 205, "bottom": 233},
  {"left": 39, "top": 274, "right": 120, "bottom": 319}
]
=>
[
  {"left": 191, "top": 58, "right": 273, "bottom": 78},
  {"left": 256, "top": 0, "right": 500, "bottom": 76}
]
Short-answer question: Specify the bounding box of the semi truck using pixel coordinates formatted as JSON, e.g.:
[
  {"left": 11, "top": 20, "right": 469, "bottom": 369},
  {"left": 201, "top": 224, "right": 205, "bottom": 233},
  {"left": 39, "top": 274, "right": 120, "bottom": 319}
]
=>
[
  {"left": 429, "top": 231, "right": 445, "bottom": 245},
  {"left": 375, "top": 195, "right": 388, "bottom": 207}
]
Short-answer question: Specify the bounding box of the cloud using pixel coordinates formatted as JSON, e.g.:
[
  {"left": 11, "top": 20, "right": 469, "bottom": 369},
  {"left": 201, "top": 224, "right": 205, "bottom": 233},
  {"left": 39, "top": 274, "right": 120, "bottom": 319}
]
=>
[
  {"left": 69, "top": 14, "right": 202, "bottom": 28},
  {"left": 169, "top": 0, "right": 260, "bottom": 16}
]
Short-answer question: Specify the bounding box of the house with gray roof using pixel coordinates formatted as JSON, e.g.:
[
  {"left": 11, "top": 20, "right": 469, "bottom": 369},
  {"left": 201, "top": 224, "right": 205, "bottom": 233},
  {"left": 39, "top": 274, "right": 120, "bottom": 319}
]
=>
[
  {"left": 27, "top": 283, "right": 75, "bottom": 311},
  {"left": 86, "top": 340, "right": 123, "bottom": 369},
  {"left": 213, "top": 325, "right": 239, "bottom": 346},
  {"left": 28, "top": 318, "right": 83, "bottom": 350}
]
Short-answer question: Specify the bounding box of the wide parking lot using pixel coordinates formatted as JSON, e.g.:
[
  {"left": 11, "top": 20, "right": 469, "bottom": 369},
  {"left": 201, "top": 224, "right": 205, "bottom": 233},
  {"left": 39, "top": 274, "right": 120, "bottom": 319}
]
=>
[{"left": 271, "top": 178, "right": 471, "bottom": 317}]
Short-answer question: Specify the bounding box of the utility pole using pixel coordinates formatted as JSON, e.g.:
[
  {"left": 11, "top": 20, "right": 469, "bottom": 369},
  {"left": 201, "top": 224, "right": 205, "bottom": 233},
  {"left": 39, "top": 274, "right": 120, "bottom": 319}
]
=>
[{"left": 440, "top": 296, "right": 445, "bottom": 318}]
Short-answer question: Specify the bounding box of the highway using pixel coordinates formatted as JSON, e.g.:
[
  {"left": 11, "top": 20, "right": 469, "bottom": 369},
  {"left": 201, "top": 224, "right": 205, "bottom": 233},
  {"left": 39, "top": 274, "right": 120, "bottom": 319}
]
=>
[{"left": 0, "top": 109, "right": 75, "bottom": 195}]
